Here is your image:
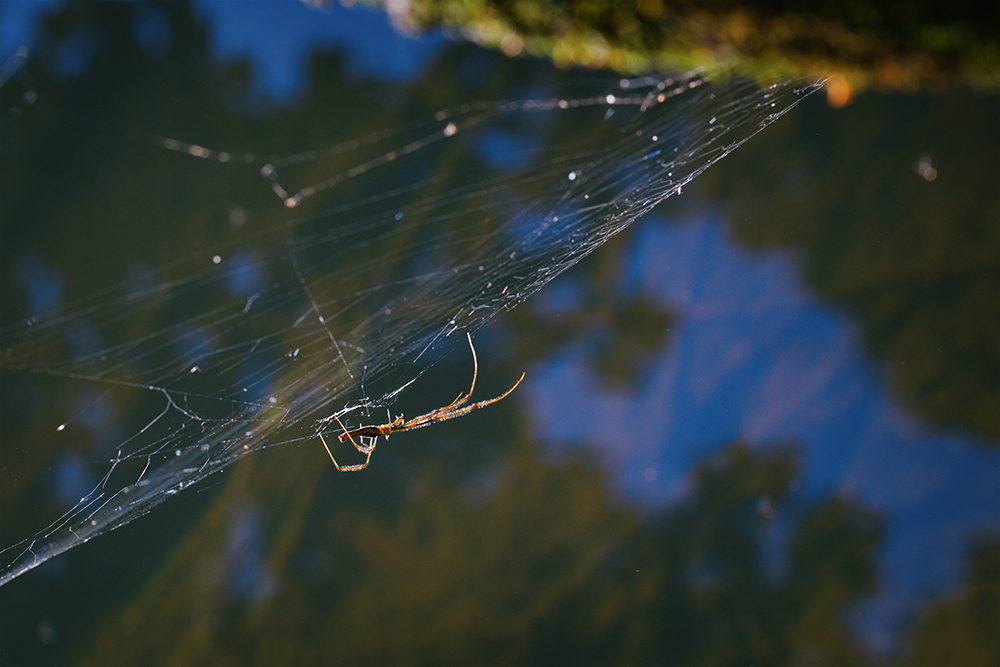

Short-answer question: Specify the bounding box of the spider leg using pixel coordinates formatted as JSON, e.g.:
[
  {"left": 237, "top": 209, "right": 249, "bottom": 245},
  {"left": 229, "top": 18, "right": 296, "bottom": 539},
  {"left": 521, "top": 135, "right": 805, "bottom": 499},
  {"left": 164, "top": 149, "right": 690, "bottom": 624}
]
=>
[
  {"left": 439, "top": 371, "right": 526, "bottom": 421},
  {"left": 357, "top": 435, "right": 377, "bottom": 454},
  {"left": 450, "top": 331, "right": 479, "bottom": 409},
  {"left": 466, "top": 331, "right": 479, "bottom": 396},
  {"left": 396, "top": 370, "right": 525, "bottom": 432},
  {"left": 320, "top": 430, "right": 375, "bottom": 471},
  {"left": 434, "top": 333, "right": 481, "bottom": 413},
  {"left": 383, "top": 409, "right": 395, "bottom": 439},
  {"left": 444, "top": 391, "right": 467, "bottom": 410},
  {"left": 470, "top": 370, "right": 524, "bottom": 410},
  {"left": 336, "top": 415, "right": 376, "bottom": 453},
  {"left": 319, "top": 431, "right": 336, "bottom": 462},
  {"left": 411, "top": 332, "right": 481, "bottom": 423}
]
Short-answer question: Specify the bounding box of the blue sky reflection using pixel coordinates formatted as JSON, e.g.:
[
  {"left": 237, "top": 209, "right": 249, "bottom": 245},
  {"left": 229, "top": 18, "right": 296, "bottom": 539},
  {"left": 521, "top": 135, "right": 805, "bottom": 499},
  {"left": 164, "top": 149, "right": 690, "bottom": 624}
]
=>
[
  {"left": 197, "top": 0, "right": 444, "bottom": 100},
  {"left": 527, "top": 211, "right": 1000, "bottom": 650}
]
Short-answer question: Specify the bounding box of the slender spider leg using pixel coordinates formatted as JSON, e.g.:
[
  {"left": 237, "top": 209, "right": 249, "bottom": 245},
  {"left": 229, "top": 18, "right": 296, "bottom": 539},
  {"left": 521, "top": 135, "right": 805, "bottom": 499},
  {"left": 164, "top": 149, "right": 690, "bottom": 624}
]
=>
[
  {"left": 438, "top": 332, "right": 479, "bottom": 412},
  {"left": 412, "top": 332, "right": 481, "bottom": 422},
  {"left": 337, "top": 416, "right": 376, "bottom": 454},
  {"left": 401, "top": 371, "right": 525, "bottom": 431},
  {"left": 319, "top": 430, "right": 373, "bottom": 471},
  {"left": 318, "top": 416, "right": 377, "bottom": 471},
  {"left": 443, "top": 370, "right": 523, "bottom": 416},
  {"left": 383, "top": 409, "right": 395, "bottom": 439}
]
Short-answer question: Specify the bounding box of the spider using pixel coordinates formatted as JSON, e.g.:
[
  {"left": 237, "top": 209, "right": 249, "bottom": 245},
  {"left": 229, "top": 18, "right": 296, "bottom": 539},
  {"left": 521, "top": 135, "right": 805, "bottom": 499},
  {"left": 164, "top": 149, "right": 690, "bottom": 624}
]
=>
[{"left": 319, "top": 332, "right": 525, "bottom": 471}]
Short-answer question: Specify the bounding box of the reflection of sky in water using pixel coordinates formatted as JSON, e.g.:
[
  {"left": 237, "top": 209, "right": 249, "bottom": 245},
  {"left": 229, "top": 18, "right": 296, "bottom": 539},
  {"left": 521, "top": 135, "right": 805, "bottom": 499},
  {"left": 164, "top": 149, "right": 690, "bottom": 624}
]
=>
[
  {"left": 172, "top": 323, "right": 218, "bottom": 370},
  {"left": 532, "top": 274, "right": 586, "bottom": 315},
  {"left": 0, "top": 0, "right": 63, "bottom": 61},
  {"left": 54, "top": 453, "right": 95, "bottom": 509},
  {"left": 476, "top": 128, "right": 533, "bottom": 170},
  {"left": 475, "top": 96, "right": 558, "bottom": 171},
  {"left": 69, "top": 391, "right": 122, "bottom": 453},
  {"left": 65, "top": 319, "right": 105, "bottom": 361},
  {"left": 223, "top": 505, "right": 276, "bottom": 603},
  {"left": 236, "top": 355, "right": 278, "bottom": 405},
  {"left": 225, "top": 250, "right": 265, "bottom": 298},
  {"left": 14, "top": 252, "right": 63, "bottom": 319},
  {"left": 2, "top": 3, "right": 992, "bottom": 661},
  {"left": 132, "top": 4, "right": 171, "bottom": 55},
  {"left": 527, "top": 212, "right": 1000, "bottom": 650},
  {"left": 52, "top": 28, "right": 98, "bottom": 78},
  {"left": 196, "top": 0, "right": 445, "bottom": 99},
  {"left": 1, "top": 0, "right": 443, "bottom": 95}
]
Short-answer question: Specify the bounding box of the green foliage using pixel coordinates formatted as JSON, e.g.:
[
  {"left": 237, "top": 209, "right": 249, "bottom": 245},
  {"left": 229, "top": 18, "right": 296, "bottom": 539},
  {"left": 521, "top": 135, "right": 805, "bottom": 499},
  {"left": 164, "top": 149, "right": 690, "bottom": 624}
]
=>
[
  {"left": 900, "top": 536, "right": 1000, "bottom": 667},
  {"left": 351, "top": 0, "right": 1000, "bottom": 91}
]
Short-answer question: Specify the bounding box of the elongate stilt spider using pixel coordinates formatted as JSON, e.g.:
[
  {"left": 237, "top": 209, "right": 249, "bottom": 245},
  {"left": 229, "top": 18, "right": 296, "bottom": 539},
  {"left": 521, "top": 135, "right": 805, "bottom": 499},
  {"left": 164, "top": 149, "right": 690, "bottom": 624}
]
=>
[{"left": 319, "top": 332, "right": 525, "bottom": 471}]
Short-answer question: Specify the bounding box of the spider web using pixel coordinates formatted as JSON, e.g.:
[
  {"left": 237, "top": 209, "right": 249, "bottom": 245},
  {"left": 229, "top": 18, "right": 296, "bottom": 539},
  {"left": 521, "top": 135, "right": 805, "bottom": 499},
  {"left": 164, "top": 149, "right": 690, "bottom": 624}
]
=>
[{"left": 0, "top": 71, "right": 822, "bottom": 586}]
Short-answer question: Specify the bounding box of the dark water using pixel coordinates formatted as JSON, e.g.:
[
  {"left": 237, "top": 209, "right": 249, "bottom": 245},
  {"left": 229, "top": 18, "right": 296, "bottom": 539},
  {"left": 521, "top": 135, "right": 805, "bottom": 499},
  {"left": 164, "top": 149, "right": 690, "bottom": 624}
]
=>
[{"left": 1, "top": 1, "right": 997, "bottom": 665}]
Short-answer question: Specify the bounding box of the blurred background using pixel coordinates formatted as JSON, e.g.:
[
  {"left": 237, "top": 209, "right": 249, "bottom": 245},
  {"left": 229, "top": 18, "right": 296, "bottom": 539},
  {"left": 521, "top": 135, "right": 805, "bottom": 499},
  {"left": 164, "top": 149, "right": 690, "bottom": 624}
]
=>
[{"left": 1, "top": 1, "right": 997, "bottom": 665}]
